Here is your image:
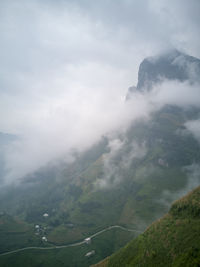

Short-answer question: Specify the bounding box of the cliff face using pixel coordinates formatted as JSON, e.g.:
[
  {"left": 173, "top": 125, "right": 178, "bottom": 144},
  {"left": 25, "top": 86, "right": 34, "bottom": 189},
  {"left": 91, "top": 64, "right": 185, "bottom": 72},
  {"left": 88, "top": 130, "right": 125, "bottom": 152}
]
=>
[{"left": 136, "top": 50, "right": 200, "bottom": 91}]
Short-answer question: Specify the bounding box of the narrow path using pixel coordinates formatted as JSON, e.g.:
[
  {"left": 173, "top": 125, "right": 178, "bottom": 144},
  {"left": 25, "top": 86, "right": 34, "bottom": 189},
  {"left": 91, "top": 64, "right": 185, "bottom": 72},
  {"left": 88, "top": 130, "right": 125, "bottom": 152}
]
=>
[
  {"left": 88, "top": 225, "right": 142, "bottom": 239},
  {"left": 0, "top": 225, "right": 142, "bottom": 257}
]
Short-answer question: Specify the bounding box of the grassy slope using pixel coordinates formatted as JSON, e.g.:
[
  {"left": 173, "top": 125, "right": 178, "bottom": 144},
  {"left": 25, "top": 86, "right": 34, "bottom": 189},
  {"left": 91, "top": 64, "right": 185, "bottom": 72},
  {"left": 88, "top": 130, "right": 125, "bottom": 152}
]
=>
[
  {"left": 95, "top": 186, "right": 200, "bottom": 267},
  {"left": 0, "top": 108, "right": 200, "bottom": 266},
  {"left": 0, "top": 228, "right": 137, "bottom": 267},
  {"left": 0, "top": 214, "right": 42, "bottom": 253}
]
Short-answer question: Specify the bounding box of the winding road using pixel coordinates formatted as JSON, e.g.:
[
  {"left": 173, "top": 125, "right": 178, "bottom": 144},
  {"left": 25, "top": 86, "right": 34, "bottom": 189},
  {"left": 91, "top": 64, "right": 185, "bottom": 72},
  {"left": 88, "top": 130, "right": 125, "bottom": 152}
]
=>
[{"left": 0, "top": 225, "right": 142, "bottom": 257}]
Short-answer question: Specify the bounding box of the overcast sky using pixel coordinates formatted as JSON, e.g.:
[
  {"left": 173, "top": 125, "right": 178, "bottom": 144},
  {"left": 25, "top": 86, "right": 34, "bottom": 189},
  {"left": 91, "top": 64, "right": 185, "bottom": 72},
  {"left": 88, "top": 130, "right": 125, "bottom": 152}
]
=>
[{"left": 0, "top": 0, "right": 200, "bottom": 183}]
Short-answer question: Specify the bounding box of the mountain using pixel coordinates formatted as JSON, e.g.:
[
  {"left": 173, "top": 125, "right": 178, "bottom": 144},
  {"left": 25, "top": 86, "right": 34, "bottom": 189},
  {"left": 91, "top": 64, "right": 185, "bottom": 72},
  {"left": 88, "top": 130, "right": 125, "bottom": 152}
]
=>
[
  {"left": 127, "top": 49, "right": 200, "bottom": 95},
  {"left": 0, "top": 50, "right": 200, "bottom": 266},
  {"left": 0, "top": 213, "right": 42, "bottom": 253},
  {"left": 94, "top": 186, "right": 200, "bottom": 267}
]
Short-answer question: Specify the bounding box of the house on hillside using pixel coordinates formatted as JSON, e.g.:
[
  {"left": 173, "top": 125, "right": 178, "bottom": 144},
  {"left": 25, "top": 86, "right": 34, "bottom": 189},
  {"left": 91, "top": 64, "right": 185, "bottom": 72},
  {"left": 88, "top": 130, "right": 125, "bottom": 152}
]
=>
[
  {"left": 42, "top": 236, "right": 47, "bottom": 242},
  {"left": 84, "top": 237, "right": 91, "bottom": 244},
  {"left": 85, "top": 250, "right": 95, "bottom": 257}
]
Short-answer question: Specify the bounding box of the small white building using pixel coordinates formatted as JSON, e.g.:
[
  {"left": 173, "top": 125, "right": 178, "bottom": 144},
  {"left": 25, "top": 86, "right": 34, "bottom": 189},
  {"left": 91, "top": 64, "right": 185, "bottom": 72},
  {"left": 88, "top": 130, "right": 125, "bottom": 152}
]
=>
[
  {"left": 35, "top": 225, "right": 40, "bottom": 229},
  {"left": 43, "top": 213, "right": 49, "bottom": 218},
  {"left": 42, "top": 236, "right": 48, "bottom": 242},
  {"left": 84, "top": 237, "right": 91, "bottom": 244},
  {"left": 85, "top": 250, "right": 95, "bottom": 257}
]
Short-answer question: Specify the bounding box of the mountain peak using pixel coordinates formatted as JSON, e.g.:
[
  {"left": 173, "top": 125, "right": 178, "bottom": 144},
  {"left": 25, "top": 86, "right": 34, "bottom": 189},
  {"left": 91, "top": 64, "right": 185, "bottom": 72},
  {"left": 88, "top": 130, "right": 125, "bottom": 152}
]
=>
[{"left": 136, "top": 49, "right": 200, "bottom": 91}]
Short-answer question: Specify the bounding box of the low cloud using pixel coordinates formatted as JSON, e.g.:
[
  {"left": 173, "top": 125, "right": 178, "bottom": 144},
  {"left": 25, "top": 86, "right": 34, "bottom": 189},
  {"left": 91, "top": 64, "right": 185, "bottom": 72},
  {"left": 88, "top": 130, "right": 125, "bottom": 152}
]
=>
[
  {"left": 150, "top": 80, "right": 200, "bottom": 109},
  {"left": 95, "top": 138, "right": 147, "bottom": 189},
  {"left": 2, "top": 86, "right": 153, "bottom": 184},
  {"left": 95, "top": 78, "right": 200, "bottom": 189},
  {"left": 159, "top": 164, "right": 200, "bottom": 208},
  {"left": 185, "top": 119, "right": 200, "bottom": 143},
  {"left": 2, "top": 77, "right": 200, "bottom": 184},
  {"left": 0, "top": 0, "right": 200, "bottom": 184}
]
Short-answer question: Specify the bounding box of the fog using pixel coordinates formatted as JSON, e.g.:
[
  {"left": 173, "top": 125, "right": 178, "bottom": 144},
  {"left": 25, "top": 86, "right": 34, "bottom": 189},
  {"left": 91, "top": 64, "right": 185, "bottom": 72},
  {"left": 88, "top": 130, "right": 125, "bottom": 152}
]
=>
[
  {"left": 95, "top": 138, "right": 147, "bottom": 189},
  {"left": 185, "top": 119, "right": 200, "bottom": 143},
  {"left": 159, "top": 164, "right": 200, "bottom": 208},
  {"left": 0, "top": 0, "right": 200, "bottom": 183}
]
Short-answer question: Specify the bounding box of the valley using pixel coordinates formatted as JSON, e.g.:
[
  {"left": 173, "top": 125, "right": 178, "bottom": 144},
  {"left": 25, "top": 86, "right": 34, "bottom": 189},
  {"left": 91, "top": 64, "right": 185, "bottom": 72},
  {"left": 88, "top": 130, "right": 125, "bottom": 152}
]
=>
[{"left": 0, "top": 50, "right": 200, "bottom": 266}]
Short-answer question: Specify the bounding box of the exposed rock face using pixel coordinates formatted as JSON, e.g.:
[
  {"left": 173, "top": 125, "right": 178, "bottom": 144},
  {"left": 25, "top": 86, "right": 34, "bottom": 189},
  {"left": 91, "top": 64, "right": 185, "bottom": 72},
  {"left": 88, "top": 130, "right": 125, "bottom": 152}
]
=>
[{"left": 136, "top": 50, "right": 200, "bottom": 92}]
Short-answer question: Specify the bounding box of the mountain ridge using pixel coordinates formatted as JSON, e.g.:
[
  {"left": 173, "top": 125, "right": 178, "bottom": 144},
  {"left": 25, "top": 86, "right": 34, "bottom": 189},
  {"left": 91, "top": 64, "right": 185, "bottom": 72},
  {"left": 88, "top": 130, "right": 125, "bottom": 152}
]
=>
[
  {"left": 92, "top": 185, "right": 200, "bottom": 267},
  {"left": 0, "top": 50, "right": 200, "bottom": 266},
  {"left": 127, "top": 49, "right": 200, "bottom": 97}
]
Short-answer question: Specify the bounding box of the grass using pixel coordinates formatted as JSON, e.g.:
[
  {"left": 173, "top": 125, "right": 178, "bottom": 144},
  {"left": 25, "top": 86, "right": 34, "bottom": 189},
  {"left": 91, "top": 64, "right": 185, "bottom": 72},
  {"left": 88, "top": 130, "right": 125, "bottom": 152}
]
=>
[
  {"left": 0, "top": 227, "right": 136, "bottom": 267},
  {"left": 0, "top": 214, "right": 42, "bottom": 254},
  {"left": 0, "top": 107, "right": 200, "bottom": 266},
  {"left": 47, "top": 225, "right": 85, "bottom": 244},
  {"left": 94, "top": 186, "right": 200, "bottom": 267}
]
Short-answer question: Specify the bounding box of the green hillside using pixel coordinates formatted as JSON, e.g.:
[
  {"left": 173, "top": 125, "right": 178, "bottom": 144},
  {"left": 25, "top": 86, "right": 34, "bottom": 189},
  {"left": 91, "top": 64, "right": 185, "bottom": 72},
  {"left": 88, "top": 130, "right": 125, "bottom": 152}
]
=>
[
  {"left": 0, "top": 214, "right": 43, "bottom": 253},
  {"left": 0, "top": 105, "right": 200, "bottom": 265},
  {"left": 0, "top": 106, "right": 199, "bottom": 266},
  {"left": 0, "top": 51, "right": 200, "bottom": 266},
  {"left": 94, "top": 186, "right": 200, "bottom": 267}
]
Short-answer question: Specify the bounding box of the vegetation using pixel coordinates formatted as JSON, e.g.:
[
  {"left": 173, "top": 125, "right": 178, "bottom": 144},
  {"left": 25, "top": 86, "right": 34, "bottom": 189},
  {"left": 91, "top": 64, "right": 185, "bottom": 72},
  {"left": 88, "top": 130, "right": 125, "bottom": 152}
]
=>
[
  {"left": 0, "top": 106, "right": 199, "bottom": 266},
  {"left": 0, "top": 51, "right": 200, "bottom": 266},
  {"left": 94, "top": 186, "right": 200, "bottom": 267},
  {"left": 0, "top": 227, "right": 136, "bottom": 267},
  {"left": 0, "top": 214, "right": 42, "bottom": 253}
]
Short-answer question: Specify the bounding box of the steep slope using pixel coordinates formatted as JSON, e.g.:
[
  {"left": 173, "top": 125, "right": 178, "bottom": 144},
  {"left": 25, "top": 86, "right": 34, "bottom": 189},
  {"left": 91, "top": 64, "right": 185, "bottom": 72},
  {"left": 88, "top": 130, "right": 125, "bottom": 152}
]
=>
[
  {"left": 0, "top": 213, "right": 42, "bottom": 253},
  {"left": 0, "top": 50, "right": 200, "bottom": 266},
  {"left": 0, "top": 105, "right": 199, "bottom": 266},
  {"left": 1, "top": 106, "right": 200, "bottom": 233},
  {"left": 93, "top": 186, "right": 200, "bottom": 267},
  {"left": 128, "top": 49, "right": 200, "bottom": 95}
]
